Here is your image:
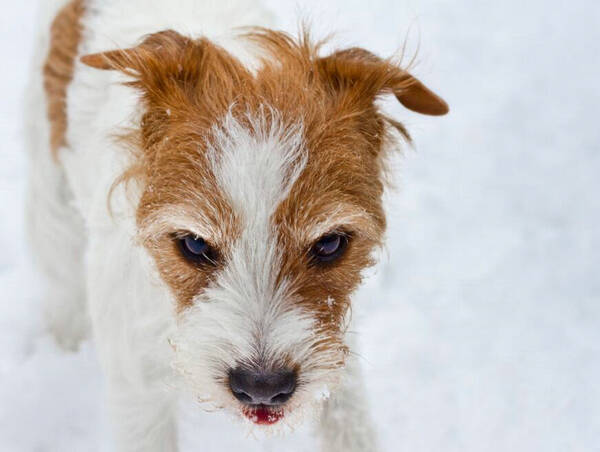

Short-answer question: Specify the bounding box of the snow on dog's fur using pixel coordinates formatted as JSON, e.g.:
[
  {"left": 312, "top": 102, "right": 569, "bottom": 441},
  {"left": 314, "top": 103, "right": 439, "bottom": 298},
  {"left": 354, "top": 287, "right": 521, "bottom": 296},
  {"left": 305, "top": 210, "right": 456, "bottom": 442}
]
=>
[{"left": 29, "top": 0, "right": 447, "bottom": 450}]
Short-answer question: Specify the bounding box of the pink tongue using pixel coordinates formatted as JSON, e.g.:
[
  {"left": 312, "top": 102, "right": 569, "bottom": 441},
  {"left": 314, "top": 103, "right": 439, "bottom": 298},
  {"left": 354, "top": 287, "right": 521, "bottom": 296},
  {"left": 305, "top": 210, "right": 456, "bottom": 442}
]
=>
[{"left": 244, "top": 406, "right": 283, "bottom": 425}]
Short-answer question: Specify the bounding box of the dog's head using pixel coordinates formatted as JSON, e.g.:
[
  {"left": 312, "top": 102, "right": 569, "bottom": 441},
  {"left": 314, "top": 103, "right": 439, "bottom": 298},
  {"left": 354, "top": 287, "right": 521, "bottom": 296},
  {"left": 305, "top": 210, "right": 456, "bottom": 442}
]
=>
[{"left": 82, "top": 29, "right": 447, "bottom": 426}]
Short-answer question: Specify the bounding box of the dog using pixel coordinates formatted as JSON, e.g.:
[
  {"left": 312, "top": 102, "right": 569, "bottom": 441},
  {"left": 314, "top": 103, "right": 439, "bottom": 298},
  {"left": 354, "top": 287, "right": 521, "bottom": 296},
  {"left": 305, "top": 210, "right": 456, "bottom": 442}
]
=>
[{"left": 25, "top": 0, "right": 448, "bottom": 450}]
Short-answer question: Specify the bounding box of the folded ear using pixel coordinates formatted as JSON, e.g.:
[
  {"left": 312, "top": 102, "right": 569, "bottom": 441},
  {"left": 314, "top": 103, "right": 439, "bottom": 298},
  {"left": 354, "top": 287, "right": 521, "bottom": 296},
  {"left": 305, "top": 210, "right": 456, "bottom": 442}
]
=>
[
  {"left": 80, "top": 30, "right": 191, "bottom": 73},
  {"left": 318, "top": 47, "right": 449, "bottom": 116},
  {"left": 80, "top": 29, "right": 251, "bottom": 115},
  {"left": 80, "top": 48, "right": 130, "bottom": 70},
  {"left": 80, "top": 48, "right": 137, "bottom": 71}
]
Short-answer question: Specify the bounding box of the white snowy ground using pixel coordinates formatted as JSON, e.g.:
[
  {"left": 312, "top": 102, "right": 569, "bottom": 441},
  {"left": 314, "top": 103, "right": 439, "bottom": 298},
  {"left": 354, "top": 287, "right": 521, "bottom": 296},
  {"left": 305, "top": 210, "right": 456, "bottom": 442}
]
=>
[{"left": 1, "top": 1, "right": 599, "bottom": 451}]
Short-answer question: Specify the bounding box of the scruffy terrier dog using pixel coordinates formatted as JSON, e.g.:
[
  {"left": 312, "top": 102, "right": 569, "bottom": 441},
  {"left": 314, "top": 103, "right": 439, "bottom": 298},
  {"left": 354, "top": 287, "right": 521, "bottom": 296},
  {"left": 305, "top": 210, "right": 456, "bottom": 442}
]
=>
[{"left": 26, "top": 0, "right": 447, "bottom": 450}]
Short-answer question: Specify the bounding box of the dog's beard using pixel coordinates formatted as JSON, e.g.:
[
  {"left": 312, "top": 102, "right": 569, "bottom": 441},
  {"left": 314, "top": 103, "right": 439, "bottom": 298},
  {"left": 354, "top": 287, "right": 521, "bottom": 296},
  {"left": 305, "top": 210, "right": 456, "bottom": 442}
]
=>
[{"left": 169, "top": 296, "right": 348, "bottom": 429}]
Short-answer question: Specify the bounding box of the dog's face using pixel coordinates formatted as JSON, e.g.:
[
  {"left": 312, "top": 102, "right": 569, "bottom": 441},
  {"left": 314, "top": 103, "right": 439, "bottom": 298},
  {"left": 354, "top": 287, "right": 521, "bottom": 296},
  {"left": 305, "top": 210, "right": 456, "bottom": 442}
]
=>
[{"left": 82, "top": 30, "right": 447, "bottom": 426}]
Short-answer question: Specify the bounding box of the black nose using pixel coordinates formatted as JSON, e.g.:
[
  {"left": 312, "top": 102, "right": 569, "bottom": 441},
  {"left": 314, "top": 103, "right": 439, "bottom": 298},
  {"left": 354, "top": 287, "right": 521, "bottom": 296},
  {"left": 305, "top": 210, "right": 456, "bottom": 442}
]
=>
[{"left": 229, "top": 367, "right": 296, "bottom": 405}]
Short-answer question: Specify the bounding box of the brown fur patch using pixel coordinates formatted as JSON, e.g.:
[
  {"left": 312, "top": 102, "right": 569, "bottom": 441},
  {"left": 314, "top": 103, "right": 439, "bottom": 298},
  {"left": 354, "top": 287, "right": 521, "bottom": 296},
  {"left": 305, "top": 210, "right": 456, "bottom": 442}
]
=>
[
  {"left": 44, "top": 0, "right": 85, "bottom": 157},
  {"left": 80, "top": 29, "right": 447, "bottom": 338}
]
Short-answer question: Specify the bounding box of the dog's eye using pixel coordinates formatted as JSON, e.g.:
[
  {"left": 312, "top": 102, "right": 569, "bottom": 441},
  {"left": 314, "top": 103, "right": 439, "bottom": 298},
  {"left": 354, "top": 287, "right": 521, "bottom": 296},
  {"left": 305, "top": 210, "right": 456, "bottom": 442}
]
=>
[
  {"left": 177, "top": 234, "right": 217, "bottom": 265},
  {"left": 310, "top": 233, "right": 349, "bottom": 263}
]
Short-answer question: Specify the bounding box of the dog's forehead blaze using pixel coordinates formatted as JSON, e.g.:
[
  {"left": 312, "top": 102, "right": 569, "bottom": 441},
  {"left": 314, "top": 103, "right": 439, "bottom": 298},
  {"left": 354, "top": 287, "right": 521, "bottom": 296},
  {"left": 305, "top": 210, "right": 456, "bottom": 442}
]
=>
[{"left": 132, "top": 31, "right": 389, "bottom": 320}]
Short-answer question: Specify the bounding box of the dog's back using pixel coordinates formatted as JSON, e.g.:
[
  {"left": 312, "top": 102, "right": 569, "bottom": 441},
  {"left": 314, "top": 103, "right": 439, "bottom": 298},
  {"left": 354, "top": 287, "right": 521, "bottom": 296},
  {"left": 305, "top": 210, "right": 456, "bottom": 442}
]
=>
[{"left": 25, "top": 0, "right": 87, "bottom": 349}]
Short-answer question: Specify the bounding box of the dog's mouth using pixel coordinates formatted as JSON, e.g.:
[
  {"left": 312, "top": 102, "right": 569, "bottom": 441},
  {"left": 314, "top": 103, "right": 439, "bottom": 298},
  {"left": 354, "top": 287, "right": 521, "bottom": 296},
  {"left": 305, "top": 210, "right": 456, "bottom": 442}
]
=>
[{"left": 241, "top": 404, "right": 284, "bottom": 425}]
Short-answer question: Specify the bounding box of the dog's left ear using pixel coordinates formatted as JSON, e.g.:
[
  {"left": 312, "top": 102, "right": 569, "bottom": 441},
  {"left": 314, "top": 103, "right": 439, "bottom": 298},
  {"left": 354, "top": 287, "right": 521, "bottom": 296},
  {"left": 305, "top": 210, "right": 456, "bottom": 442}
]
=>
[{"left": 317, "top": 47, "right": 449, "bottom": 116}]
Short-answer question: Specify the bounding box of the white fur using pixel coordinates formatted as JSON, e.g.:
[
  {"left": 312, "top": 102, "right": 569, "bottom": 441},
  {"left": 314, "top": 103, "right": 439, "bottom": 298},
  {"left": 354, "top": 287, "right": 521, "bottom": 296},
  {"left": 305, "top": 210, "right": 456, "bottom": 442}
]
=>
[
  {"left": 319, "top": 337, "right": 379, "bottom": 452},
  {"left": 303, "top": 206, "right": 375, "bottom": 242},
  {"left": 169, "top": 112, "right": 347, "bottom": 427},
  {"left": 26, "top": 1, "right": 378, "bottom": 450}
]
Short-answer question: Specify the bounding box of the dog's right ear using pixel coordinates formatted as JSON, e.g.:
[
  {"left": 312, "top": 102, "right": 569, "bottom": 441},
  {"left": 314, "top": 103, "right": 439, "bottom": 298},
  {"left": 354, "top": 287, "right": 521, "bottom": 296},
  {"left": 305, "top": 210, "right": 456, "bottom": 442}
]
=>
[
  {"left": 81, "top": 29, "right": 251, "bottom": 111},
  {"left": 80, "top": 30, "right": 192, "bottom": 73}
]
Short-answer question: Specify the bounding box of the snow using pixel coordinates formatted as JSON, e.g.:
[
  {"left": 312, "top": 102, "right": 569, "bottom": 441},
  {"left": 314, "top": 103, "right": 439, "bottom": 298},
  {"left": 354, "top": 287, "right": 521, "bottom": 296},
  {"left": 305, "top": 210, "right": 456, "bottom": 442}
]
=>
[{"left": 1, "top": 1, "right": 599, "bottom": 451}]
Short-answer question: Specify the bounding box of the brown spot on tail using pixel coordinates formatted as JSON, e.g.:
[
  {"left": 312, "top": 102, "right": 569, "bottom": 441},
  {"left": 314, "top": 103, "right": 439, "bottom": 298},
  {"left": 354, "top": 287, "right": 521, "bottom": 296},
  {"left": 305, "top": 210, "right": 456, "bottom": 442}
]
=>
[{"left": 43, "top": 0, "right": 85, "bottom": 158}]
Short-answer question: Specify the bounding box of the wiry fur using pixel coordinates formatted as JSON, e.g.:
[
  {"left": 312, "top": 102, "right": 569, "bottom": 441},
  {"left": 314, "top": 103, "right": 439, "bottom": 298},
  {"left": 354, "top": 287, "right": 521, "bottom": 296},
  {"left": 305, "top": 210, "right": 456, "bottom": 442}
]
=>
[
  {"left": 169, "top": 111, "right": 347, "bottom": 427},
  {"left": 26, "top": 1, "right": 447, "bottom": 451}
]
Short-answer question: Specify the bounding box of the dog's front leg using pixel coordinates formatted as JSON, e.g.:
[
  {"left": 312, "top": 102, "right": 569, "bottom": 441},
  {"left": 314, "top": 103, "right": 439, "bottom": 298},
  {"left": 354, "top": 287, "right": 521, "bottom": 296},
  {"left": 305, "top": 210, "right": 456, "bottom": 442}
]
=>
[
  {"left": 105, "top": 378, "right": 178, "bottom": 452},
  {"left": 87, "top": 229, "right": 178, "bottom": 452},
  {"left": 317, "top": 351, "right": 379, "bottom": 452}
]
